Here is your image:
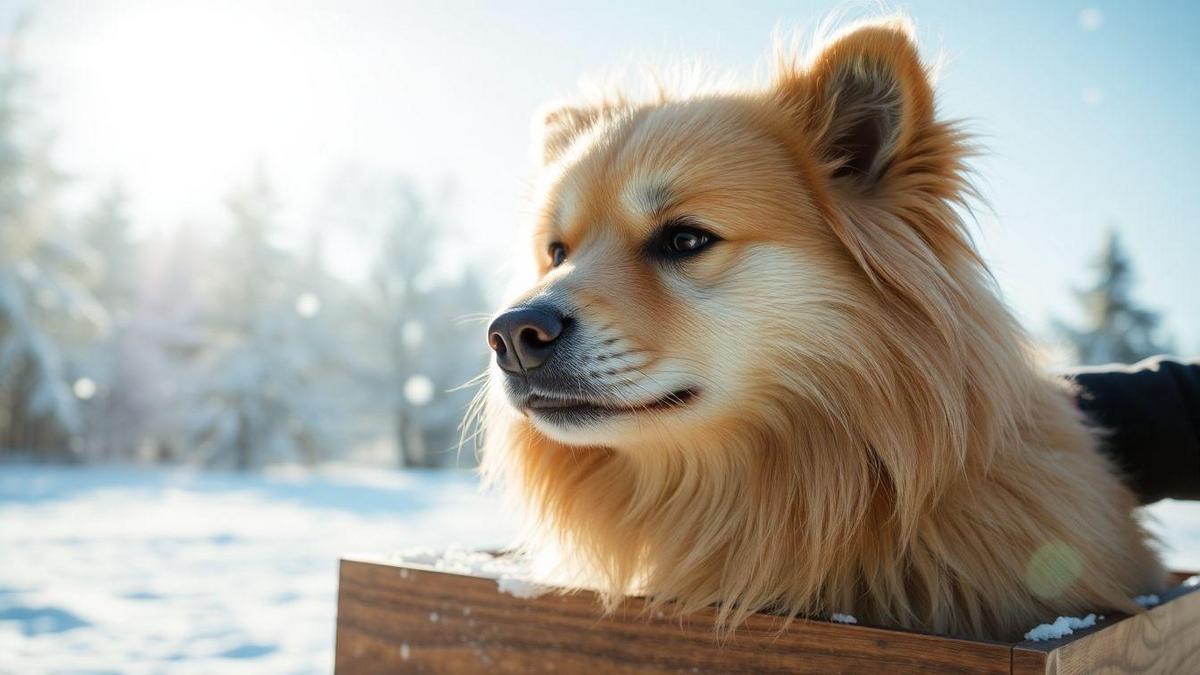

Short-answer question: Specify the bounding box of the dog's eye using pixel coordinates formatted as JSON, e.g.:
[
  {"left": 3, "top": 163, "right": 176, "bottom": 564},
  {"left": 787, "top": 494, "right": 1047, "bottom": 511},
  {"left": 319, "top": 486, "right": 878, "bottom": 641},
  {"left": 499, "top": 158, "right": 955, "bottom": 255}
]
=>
[
  {"left": 670, "top": 230, "right": 708, "bottom": 252},
  {"left": 652, "top": 223, "right": 718, "bottom": 260},
  {"left": 548, "top": 242, "right": 567, "bottom": 267}
]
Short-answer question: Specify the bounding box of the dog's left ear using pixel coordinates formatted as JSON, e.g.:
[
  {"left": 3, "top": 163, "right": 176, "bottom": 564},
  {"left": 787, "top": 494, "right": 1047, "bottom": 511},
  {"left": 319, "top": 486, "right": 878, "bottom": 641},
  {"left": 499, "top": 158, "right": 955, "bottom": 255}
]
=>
[
  {"left": 536, "top": 99, "right": 629, "bottom": 165},
  {"left": 778, "top": 19, "right": 936, "bottom": 191},
  {"left": 537, "top": 103, "right": 603, "bottom": 165}
]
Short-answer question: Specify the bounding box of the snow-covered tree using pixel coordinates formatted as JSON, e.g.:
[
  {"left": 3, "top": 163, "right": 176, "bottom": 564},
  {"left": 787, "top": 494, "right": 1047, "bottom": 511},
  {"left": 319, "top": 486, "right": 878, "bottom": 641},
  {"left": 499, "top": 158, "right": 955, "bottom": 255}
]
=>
[
  {"left": 320, "top": 171, "right": 490, "bottom": 468},
  {"left": 71, "top": 188, "right": 150, "bottom": 459},
  {"left": 393, "top": 270, "right": 491, "bottom": 467},
  {"left": 111, "top": 223, "right": 208, "bottom": 463},
  {"left": 178, "top": 171, "right": 355, "bottom": 468},
  {"left": 79, "top": 188, "right": 139, "bottom": 315},
  {"left": 1056, "top": 231, "right": 1172, "bottom": 365},
  {"left": 365, "top": 187, "right": 489, "bottom": 468},
  {"left": 278, "top": 230, "right": 365, "bottom": 460},
  {"left": 0, "top": 27, "right": 102, "bottom": 456}
]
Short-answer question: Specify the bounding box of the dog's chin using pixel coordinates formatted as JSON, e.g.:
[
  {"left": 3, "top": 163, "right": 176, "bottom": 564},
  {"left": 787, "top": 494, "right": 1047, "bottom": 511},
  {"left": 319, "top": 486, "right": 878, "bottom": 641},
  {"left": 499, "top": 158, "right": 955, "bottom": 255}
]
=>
[{"left": 515, "top": 388, "right": 700, "bottom": 446}]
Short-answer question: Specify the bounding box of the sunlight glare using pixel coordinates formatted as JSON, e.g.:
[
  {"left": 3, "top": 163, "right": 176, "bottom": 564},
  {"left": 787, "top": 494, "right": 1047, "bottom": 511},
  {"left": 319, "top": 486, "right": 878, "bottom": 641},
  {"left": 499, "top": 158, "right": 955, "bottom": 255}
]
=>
[{"left": 69, "top": 4, "right": 346, "bottom": 230}]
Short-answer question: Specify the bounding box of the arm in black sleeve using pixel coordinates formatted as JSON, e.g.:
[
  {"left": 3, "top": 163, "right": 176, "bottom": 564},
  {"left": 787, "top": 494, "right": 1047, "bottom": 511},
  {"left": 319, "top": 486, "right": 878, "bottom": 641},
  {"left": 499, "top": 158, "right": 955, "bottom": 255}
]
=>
[{"left": 1066, "top": 356, "right": 1200, "bottom": 505}]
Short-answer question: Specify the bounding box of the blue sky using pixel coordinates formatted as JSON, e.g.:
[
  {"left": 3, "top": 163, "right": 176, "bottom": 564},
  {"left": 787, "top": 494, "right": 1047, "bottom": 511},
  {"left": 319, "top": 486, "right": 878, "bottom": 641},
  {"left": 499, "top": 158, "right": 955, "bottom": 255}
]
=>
[{"left": 11, "top": 0, "right": 1200, "bottom": 351}]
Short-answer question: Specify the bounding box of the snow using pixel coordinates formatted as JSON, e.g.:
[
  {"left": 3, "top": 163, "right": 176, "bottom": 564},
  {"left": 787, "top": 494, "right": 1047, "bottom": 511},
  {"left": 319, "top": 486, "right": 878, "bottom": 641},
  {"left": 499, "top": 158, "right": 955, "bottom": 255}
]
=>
[
  {"left": 391, "top": 544, "right": 550, "bottom": 599},
  {"left": 0, "top": 465, "right": 1197, "bottom": 672},
  {"left": 1132, "top": 594, "right": 1160, "bottom": 608},
  {"left": 0, "top": 464, "right": 517, "bottom": 674},
  {"left": 1023, "top": 613, "right": 1097, "bottom": 642},
  {"left": 830, "top": 613, "right": 858, "bottom": 624},
  {"left": 497, "top": 577, "right": 549, "bottom": 599},
  {"left": 1145, "top": 499, "right": 1200, "bottom": 571}
]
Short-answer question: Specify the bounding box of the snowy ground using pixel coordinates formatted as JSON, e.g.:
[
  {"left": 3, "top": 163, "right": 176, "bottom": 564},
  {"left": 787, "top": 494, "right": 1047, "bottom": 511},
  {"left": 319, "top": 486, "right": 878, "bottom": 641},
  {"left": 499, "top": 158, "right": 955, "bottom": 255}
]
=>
[
  {"left": 0, "top": 465, "right": 518, "bottom": 674},
  {"left": 1, "top": 465, "right": 1198, "bottom": 674}
]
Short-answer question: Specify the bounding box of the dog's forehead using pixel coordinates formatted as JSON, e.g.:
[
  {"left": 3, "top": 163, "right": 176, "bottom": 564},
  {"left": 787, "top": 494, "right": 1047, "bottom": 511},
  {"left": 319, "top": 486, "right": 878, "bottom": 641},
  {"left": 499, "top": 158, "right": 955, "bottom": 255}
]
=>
[{"left": 551, "top": 99, "right": 777, "bottom": 242}]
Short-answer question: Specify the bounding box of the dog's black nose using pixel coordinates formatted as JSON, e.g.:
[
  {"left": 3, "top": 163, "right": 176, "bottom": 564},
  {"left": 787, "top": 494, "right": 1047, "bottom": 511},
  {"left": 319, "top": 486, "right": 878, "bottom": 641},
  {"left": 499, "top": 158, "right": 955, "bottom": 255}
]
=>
[{"left": 488, "top": 306, "right": 566, "bottom": 374}]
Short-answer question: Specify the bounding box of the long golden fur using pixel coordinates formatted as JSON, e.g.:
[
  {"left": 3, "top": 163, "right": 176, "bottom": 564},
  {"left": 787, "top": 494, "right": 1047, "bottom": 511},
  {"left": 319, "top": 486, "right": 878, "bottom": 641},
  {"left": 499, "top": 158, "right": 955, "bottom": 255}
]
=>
[{"left": 476, "top": 16, "right": 1164, "bottom": 641}]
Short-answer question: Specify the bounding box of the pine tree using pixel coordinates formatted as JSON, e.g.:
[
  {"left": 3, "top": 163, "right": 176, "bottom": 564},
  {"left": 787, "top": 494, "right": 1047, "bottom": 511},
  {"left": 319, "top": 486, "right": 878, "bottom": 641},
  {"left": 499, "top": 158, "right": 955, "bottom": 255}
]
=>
[
  {"left": 0, "top": 25, "right": 102, "bottom": 456},
  {"left": 79, "top": 188, "right": 139, "bottom": 317},
  {"left": 1056, "top": 230, "right": 1172, "bottom": 365}
]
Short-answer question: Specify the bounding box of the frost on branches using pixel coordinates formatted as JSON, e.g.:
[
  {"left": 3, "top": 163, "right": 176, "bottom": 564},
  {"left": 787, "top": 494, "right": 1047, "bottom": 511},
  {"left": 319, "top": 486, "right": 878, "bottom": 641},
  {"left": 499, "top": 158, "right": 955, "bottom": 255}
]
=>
[{"left": 0, "top": 48, "right": 103, "bottom": 456}]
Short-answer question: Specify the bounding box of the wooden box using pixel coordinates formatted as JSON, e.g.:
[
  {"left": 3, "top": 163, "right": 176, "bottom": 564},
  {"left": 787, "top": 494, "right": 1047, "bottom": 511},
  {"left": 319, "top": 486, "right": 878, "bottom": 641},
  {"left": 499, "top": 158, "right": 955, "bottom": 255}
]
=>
[{"left": 335, "top": 555, "right": 1199, "bottom": 674}]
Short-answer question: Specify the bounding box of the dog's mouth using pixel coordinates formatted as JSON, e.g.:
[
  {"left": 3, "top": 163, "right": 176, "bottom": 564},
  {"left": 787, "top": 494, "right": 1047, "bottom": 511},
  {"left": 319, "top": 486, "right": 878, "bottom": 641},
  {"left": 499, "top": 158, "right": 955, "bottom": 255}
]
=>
[{"left": 521, "top": 388, "right": 699, "bottom": 424}]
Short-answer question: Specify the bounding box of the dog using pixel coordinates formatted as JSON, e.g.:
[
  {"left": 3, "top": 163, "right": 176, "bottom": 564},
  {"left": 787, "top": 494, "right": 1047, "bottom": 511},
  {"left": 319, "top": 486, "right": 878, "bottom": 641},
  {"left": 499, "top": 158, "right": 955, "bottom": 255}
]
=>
[{"left": 476, "top": 16, "right": 1165, "bottom": 640}]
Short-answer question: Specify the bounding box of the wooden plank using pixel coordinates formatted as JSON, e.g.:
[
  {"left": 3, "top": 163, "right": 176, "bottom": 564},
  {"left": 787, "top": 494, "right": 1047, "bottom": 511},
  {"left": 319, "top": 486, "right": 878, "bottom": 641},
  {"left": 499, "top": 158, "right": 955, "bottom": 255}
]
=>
[
  {"left": 336, "top": 556, "right": 1200, "bottom": 674},
  {"left": 1012, "top": 583, "right": 1200, "bottom": 674},
  {"left": 335, "top": 556, "right": 1010, "bottom": 674}
]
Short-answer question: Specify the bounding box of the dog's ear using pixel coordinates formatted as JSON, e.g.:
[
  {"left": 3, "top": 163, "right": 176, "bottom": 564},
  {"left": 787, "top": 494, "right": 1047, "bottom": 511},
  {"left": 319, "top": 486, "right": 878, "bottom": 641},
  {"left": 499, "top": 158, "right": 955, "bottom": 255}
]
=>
[
  {"left": 776, "top": 20, "right": 979, "bottom": 326},
  {"left": 779, "top": 19, "right": 935, "bottom": 190},
  {"left": 536, "top": 100, "right": 626, "bottom": 165},
  {"left": 538, "top": 104, "right": 597, "bottom": 164}
]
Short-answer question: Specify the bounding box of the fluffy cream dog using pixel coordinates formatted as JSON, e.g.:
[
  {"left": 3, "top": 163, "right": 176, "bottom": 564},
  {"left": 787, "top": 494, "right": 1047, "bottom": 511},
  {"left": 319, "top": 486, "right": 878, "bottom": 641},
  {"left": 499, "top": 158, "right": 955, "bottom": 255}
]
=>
[{"left": 476, "top": 17, "right": 1164, "bottom": 640}]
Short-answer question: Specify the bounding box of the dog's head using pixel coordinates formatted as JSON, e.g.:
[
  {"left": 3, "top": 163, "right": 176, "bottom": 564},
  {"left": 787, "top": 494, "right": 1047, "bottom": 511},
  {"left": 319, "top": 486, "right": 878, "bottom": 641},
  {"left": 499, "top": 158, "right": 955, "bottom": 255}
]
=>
[{"left": 486, "top": 19, "right": 977, "bottom": 453}]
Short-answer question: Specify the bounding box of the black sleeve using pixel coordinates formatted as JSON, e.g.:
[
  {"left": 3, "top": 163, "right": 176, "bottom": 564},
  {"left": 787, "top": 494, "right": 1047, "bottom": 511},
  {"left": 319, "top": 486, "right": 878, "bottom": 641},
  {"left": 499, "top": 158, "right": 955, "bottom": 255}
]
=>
[{"left": 1066, "top": 357, "right": 1200, "bottom": 505}]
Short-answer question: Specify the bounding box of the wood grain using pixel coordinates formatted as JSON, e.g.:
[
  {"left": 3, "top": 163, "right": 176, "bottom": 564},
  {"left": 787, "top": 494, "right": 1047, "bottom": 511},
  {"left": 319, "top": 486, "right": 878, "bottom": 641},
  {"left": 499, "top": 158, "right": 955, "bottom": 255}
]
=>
[
  {"left": 335, "top": 557, "right": 1200, "bottom": 674},
  {"left": 335, "top": 556, "right": 1011, "bottom": 674}
]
